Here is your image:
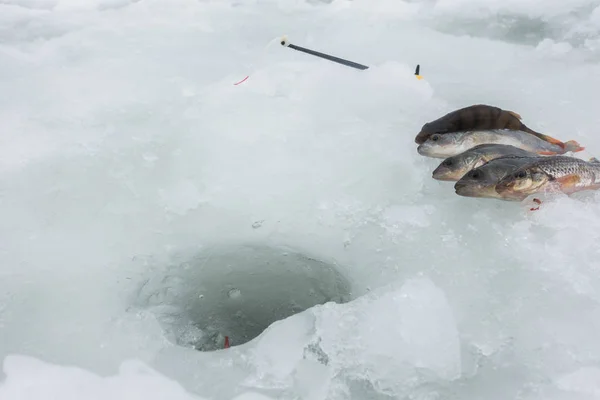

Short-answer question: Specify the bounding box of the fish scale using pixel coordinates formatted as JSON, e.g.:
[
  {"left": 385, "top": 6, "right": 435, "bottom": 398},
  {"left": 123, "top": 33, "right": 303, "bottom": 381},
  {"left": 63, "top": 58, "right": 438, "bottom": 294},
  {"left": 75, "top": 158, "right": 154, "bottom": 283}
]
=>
[
  {"left": 536, "top": 157, "right": 600, "bottom": 186},
  {"left": 495, "top": 156, "right": 600, "bottom": 201}
]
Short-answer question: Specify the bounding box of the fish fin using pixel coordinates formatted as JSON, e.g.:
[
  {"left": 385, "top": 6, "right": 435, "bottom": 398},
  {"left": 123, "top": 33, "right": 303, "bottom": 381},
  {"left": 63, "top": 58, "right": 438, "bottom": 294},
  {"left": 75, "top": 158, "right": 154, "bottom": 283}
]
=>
[
  {"left": 537, "top": 139, "right": 584, "bottom": 153},
  {"left": 556, "top": 175, "right": 581, "bottom": 188},
  {"left": 508, "top": 110, "right": 522, "bottom": 120},
  {"left": 590, "top": 157, "right": 600, "bottom": 163},
  {"left": 534, "top": 133, "right": 565, "bottom": 146},
  {"left": 564, "top": 140, "right": 585, "bottom": 153}
]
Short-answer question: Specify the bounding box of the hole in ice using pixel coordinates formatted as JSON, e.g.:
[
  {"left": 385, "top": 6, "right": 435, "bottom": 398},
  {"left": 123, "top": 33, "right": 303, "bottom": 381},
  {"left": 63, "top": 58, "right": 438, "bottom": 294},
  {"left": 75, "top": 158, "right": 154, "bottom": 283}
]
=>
[{"left": 135, "top": 244, "right": 354, "bottom": 352}]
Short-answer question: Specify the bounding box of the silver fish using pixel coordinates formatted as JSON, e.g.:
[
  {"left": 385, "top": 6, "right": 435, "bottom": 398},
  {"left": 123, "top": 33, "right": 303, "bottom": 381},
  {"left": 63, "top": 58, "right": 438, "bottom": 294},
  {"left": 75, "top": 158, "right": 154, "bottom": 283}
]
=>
[
  {"left": 417, "top": 129, "right": 584, "bottom": 159},
  {"left": 432, "top": 144, "right": 538, "bottom": 181},
  {"left": 454, "top": 156, "right": 544, "bottom": 200},
  {"left": 494, "top": 156, "right": 600, "bottom": 201}
]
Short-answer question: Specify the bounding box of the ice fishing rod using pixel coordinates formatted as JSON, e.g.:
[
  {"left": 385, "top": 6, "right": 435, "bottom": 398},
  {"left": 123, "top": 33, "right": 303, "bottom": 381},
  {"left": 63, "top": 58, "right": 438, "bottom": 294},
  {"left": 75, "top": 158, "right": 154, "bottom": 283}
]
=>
[
  {"left": 280, "top": 36, "right": 369, "bottom": 70},
  {"left": 280, "top": 36, "right": 423, "bottom": 79},
  {"left": 233, "top": 35, "right": 423, "bottom": 85}
]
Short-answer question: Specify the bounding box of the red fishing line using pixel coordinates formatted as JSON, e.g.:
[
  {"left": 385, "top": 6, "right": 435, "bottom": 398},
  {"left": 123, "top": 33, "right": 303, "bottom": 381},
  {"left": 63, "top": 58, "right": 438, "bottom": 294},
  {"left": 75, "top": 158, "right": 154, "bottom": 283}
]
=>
[{"left": 233, "top": 76, "right": 249, "bottom": 85}]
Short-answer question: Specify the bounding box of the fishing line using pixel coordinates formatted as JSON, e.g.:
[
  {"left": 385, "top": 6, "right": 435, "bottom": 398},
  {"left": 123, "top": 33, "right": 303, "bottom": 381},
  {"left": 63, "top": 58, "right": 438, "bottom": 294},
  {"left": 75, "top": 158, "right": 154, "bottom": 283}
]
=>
[{"left": 232, "top": 36, "right": 282, "bottom": 86}]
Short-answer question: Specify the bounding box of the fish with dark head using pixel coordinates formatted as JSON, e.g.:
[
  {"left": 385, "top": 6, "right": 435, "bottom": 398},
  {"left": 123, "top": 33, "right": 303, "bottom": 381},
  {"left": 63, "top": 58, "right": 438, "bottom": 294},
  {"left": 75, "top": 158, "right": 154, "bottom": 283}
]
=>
[
  {"left": 432, "top": 144, "right": 538, "bottom": 181},
  {"left": 415, "top": 104, "right": 562, "bottom": 146},
  {"left": 454, "top": 156, "right": 543, "bottom": 200}
]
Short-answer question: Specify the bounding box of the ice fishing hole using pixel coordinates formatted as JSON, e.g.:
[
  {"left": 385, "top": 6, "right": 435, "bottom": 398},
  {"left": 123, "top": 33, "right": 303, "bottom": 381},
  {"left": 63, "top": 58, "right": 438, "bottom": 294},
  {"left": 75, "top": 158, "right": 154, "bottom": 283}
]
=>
[{"left": 137, "top": 244, "right": 354, "bottom": 352}]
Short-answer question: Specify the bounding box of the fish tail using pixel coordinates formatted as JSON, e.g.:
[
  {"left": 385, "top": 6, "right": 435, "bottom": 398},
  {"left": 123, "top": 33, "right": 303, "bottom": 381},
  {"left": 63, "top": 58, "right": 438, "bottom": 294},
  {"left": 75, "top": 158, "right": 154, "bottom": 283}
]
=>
[
  {"left": 519, "top": 124, "right": 565, "bottom": 145},
  {"left": 523, "top": 125, "right": 584, "bottom": 152},
  {"left": 564, "top": 140, "right": 585, "bottom": 153}
]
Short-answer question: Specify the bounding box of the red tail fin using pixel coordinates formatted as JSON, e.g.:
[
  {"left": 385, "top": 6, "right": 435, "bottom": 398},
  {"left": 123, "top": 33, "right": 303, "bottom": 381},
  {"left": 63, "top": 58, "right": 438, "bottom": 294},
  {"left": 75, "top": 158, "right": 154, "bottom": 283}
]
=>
[{"left": 563, "top": 140, "right": 584, "bottom": 153}]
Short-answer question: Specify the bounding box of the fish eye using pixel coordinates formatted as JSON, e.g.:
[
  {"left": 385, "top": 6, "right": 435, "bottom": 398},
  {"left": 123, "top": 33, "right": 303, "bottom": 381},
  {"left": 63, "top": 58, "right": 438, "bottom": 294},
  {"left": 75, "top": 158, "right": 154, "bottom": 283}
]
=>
[
  {"left": 469, "top": 170, "right": 481, "bottom": 179},
  {"left": 516, "top": 171, "right": 527, "bottom": 179},
  {"left": 443, "top": 159, "right": 453, "bottom": 166},
  {"left": 431, "top": 134, "right": 440, "bottom": 142}
]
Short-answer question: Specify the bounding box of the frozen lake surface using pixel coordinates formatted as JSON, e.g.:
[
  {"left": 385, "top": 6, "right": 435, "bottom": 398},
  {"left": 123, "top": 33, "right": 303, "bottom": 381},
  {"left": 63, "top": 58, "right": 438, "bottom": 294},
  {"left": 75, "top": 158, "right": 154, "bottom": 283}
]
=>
[{"left": 2, "top": 0, "right": 600, "bottom": 399}]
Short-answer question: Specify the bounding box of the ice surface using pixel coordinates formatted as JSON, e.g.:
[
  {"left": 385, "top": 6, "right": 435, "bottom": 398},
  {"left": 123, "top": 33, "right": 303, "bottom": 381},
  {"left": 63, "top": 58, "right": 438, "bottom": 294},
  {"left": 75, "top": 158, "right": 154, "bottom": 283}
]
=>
[
  {"left": 2, "top": 0, "right": 600, "bottom": 399},
  {"left": 0, "top": 355, "right": 206, "bottom": 400}
]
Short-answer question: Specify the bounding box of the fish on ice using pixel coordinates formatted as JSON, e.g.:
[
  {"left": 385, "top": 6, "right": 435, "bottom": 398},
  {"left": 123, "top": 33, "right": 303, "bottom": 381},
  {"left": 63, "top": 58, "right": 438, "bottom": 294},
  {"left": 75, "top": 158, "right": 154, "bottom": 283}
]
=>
[
  {"left": 453, "top": 156, "right": 544, "bottom": 200},
  {"left": 494, "top": 156, "right": 600, "bottom": 201},
  {"left": 432, "top": 144, "right": 538, "bottom": 181},
  {"left": 415, "top": 104, "right": 559, "bottom": 145},
  {"left": 417, "top": 129, "right": 584, "bottom": 159}
]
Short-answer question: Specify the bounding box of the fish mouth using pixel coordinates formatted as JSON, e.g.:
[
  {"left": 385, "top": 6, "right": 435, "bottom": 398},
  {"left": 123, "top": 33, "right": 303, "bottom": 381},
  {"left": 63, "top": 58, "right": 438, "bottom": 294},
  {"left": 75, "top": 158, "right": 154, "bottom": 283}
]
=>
[
  {"left": 454, "top": 182, "right": 492, "bottom": 198},
  {"left": 432, "top": 166, "right": 460, "bottom": 181},
  {"left": 416, "top": 144, "right": 429, "bottom": 156},
  {"left": 493, "top": 181, "right": 528, "bottom": 201},
  {"left": 494, "top": 180, "right": 513, "bottom": 194},
  {"left": 417, "top": 144, "right": 446, "bottom": 158}
]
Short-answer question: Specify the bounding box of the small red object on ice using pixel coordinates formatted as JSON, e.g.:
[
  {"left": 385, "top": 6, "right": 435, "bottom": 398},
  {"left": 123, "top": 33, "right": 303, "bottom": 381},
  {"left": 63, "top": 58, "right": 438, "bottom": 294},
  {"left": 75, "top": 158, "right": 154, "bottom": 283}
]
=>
[
  {"left": 233, "top": 76, "right": 249, "bottom": 85},
  {"left": 224, "top": 336, "right": 230, "bottom": 349},
  {"left": 529, "top": 198, "right": 542, "bottom": 211}
]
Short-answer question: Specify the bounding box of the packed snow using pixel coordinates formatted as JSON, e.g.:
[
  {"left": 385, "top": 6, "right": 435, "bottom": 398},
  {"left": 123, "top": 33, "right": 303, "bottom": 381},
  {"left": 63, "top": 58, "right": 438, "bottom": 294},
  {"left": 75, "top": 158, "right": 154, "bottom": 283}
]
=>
[{"left": 2, "top": 0, "right": 600, "bottom": 399}]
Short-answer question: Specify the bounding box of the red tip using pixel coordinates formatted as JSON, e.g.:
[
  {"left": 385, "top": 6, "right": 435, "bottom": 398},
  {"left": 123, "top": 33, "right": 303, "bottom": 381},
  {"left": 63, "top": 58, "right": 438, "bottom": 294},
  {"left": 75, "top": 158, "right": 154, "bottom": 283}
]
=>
[
  {"left": 233, "top": 76, "right": 249, "bottom": 86},
  {"left": 224, "top": 336, "right": 230, "bottom": 349}
]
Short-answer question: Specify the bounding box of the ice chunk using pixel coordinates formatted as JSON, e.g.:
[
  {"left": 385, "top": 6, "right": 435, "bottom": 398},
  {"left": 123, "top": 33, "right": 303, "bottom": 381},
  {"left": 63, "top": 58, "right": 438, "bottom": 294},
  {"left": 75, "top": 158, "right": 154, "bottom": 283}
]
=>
[
  {"left": 314, "top": 277, "right": 461, "bottom": 396},
  {"left": 0, "top": 355, "right": 205, "bottom": 400},
  {"left": 244, "top": 313, "right": 316, "bottom": 389}
]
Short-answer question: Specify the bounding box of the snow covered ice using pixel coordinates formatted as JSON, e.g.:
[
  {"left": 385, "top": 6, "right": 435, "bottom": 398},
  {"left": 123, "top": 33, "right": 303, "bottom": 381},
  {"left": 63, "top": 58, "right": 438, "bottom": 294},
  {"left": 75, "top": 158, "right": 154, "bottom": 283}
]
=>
[{"left": 2, "top": 0, "right": 600, "bottom": 399}]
